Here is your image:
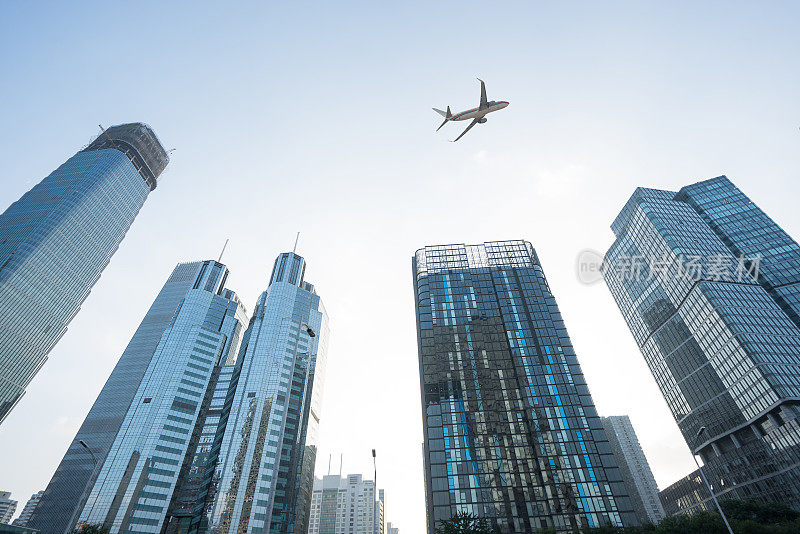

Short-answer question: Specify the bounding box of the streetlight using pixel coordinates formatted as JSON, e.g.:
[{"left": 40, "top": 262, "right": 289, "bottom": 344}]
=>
[
  {"left": 693, "top": 427, "right": 734, "bottom": 534},
  {"left": 303, "top": 323, "right": 316, "bottom": 337},
  {"left": 372, "top": 449, "right": 378, "bottom": 534},
  {"left": 65, "top": 440, "right": 100, "bottom": 534}
]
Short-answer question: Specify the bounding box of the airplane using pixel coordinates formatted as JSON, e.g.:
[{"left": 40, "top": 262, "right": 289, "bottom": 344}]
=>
[{"left": 433, "top": 78, "right": 509, "bottom": 142}]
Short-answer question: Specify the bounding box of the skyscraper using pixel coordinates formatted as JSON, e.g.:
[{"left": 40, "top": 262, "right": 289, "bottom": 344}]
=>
[
  {"left": 0, "top": 123, "right": 169, "bottom": 423},
  {"left": 12, "top": 490, "right": 43, "bottom": 527},
  {"left": 77, "top": 260, "right": 247, "bottom": 532},
  {"left": 30, "top": 261, "right": 209, "bottom": 534},
  {"left": 34, "top": 252, "right": 328, "bottom": 534},
  {"left": 658, "top": 469, "right": 706, "bottom": 516},
  {"left": 604, "top": 175, "right": 800, "bottom": 509},
  {"left": 413, "top": 241, "right": 637, "bottom": 533},
  {"left": 600, "top": 416, "right": 664, "bottom": 524},
  {"left": 203, "top": 252, "right": 328, "bottom": 534},
  {"left": 307, "top": 474, "right": 384, "bottom": 534}
]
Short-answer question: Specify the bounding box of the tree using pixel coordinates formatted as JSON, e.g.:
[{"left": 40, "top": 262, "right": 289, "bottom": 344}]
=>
[
  {"left": 720, "top": 498, "right": 800, "bottom": 525},
  {"left": 434, "top": 511, "right": 501, "bottom": 534},
  {"left": 73, "top": 524, "right": 111, "bottom": 534}
]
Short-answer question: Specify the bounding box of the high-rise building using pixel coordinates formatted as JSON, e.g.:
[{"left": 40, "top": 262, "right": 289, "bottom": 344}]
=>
[
  {"left": 604, "top": 175, "right": 800, "bottom": 509},
  {"left": 0, "top": 123, "right": 169, "bottom": 423},
  {"left": 12, "top": 490, "right": 43, "bottom": 527},
  {"left": 307, "top": 474, "right": 384, "bottom": 534},
  {"left": 77, "top": 260, "right": 247, "bottom": 533},
  {"left": 203, "top": 252, "right": 328, "bottom": 534},
  {"left": 30, "top": 261, "right": 210, "bottom": 534},
  {"left": 34, "top": 252, "right": 328, "bottom": 534},
  {"left": 386, "top": 521, "right": 399, "bottom": 534},
  {"left": 0, "top": 491, "right": 18, "bottom": 524},
  {"left": 413, "top": 240, "right": 637, "bottom": 533},
  {"left": 658, "top": 469, "right": 707, "bottom": 516},
  {"left": 600, "top": 416, "right": 665, "bottom": 524}
]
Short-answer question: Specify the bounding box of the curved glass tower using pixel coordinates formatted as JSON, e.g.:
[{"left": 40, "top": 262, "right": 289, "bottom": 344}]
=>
[
  {"left": 0, "top": 123, "right": 169, "bottom": 423},
  {"left": 204, "top": 252, "right": 329, "bottom": 534}
]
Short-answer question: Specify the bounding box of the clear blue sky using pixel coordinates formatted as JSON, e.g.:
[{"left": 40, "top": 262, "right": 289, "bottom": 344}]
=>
[{"left": 1, "top": 2, "right": 799, "bottom": 529}]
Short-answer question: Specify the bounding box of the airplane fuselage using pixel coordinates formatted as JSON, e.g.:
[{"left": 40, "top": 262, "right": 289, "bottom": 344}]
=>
[{"left": 450, "top": 100, "right": 509, "bottom": 121}]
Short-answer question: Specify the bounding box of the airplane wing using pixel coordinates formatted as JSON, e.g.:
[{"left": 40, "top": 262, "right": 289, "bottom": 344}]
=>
[
  {"left": 478, "top": 78, "right": 488, "bottom": 109},
  {"left": 452, "top": 118, "right": 480, "bottom": 142}
]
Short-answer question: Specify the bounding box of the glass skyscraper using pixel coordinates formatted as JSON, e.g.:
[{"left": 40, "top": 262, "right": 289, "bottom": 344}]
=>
[
  {"left": 30, "top": 261, "right": 205, "bottom": 534},
  {"left": 203, "top": 252, "right": 328, "bottom": 534},
  {"left": 0, "top": 123, "right": 168, "bottom": 423},
  {"left": 77, "top": 260, "right": 248, "bottom": 533},
  {"left": 413, "top": 241, "right": 636, "bottom": 533},
  {"left": 604, "top": 175, "right": 800, "bottom": 509},
  {"left": 39, "top": 252, "right": 328, "bottom": 534}
]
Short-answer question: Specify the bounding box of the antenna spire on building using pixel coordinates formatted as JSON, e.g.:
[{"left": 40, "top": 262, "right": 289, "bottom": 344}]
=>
[
  {"left": 293, "top": 232, "right": 300, "bottom": 253},
  {"left": 218, "top": 238, "right": 229, "bottom": 262}
]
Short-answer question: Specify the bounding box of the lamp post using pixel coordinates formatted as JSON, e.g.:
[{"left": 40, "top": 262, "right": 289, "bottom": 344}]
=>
[
  {"left": 693, "top": 427, "right": 734, "bottom": 534},
  {"left": 64, "top": 440, "right": 99, "bottom": 534},
  {"left": 372, "top": 449, "right": 378, "bottom": 534}
]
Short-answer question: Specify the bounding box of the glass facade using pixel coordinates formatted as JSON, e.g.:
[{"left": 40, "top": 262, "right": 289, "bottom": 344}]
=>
[
  {"left": 0, "top": 123, "right": 168, "bottom": 424},
  {"left": 657, "top": 469, "right": 709, "bottom": 516},
  {"left": 204, "top": 252, "right": 329, "bottom": 534},
  {"left": 413, "top": 241, "right": 636, "bottom": 533},
  {"left": 30, "top": 261, "right": 203, "bottom": 534},
  {"left": 604, "top": 175, "right": 800, "bottom": 510},
  {"left": 33, "top": 252, "right": 328, "bottom": 534},
  {"left": 77, "top": 261, "right": 247, "bottom": 533}
]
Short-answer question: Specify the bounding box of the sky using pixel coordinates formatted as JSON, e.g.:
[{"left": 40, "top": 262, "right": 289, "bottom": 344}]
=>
[{"left": 0, "top": 1, "right": 799, "bottom": 529}]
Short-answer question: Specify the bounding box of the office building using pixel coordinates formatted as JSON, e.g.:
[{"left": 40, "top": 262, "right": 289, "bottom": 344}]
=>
[
  {"left": 600, "top": 416, "right": 664, "bottom": 524},
  {"left": 203, "top": 252, "right": 328, "bottom": 534},
  {"left": 658, "top": 470, "right": 709, "bottom": 516},
  {"left": 0, "top": 491, "right": 17, "bottom": 524},
  {"left": 77, "top": 260, "right": 247, "bottom": 533},
  {"left": 307, "top": 474, "right": 384, "bottom": 534},
  {"left": 35, "top": 252, "right": 328, "bottom": 533},
  {"left": 30, "top": 261, "right": 211, "bottom": 534},
  {"left": 386, "top": 522, "right": 398, "bottom": 534},
  {"left": 604, "top": 176, "right": 800, "bottom": 509},
  {"left": 12, "top": 491, "right": 42, "bottom": 527},
  {"left": 413, "top": 241, "right": 637, "bottom": 533},
  {"left": 0, "top": 123, "right": 168, "bottom": 423}
]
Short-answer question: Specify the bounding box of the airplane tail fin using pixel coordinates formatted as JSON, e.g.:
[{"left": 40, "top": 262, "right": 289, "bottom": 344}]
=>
[{"left": 433, "top": 106, "right": 453, "bottom": 131}]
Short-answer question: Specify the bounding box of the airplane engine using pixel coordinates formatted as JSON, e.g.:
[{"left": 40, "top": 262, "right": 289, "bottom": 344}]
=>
[{"left": 478, "top": 118, "right": 487, "bottom": 123}]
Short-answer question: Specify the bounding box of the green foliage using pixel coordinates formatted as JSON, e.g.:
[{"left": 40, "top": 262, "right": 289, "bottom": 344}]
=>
[
  {"left": 73, "top": 524, "right": 110, "bottom": 534},
  {"left": 577, "top": 499, "right": 800, "bottom": 534},
  {"left": 720, "top": 498, "right": 799, "bottom": 525},
  {"left": 436, "top": 500, "right": 800, "bottom": 534},
  {"left": 434, "top": 511, "right": 500, "bottom": 534}
]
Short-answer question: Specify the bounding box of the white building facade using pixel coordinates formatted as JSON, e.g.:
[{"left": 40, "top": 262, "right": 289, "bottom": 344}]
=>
[
  {"left": 308, "top": 474, "right": 384, "bottom": 534},
  {"left": 601, "top": 416, "right": 665, "bottom": 524},
  {"left": 13, "top": 490, "right": 43, "bottom": 526},
  {"left": 0, "top": 491, "right": 17, "bottom": 524}
]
